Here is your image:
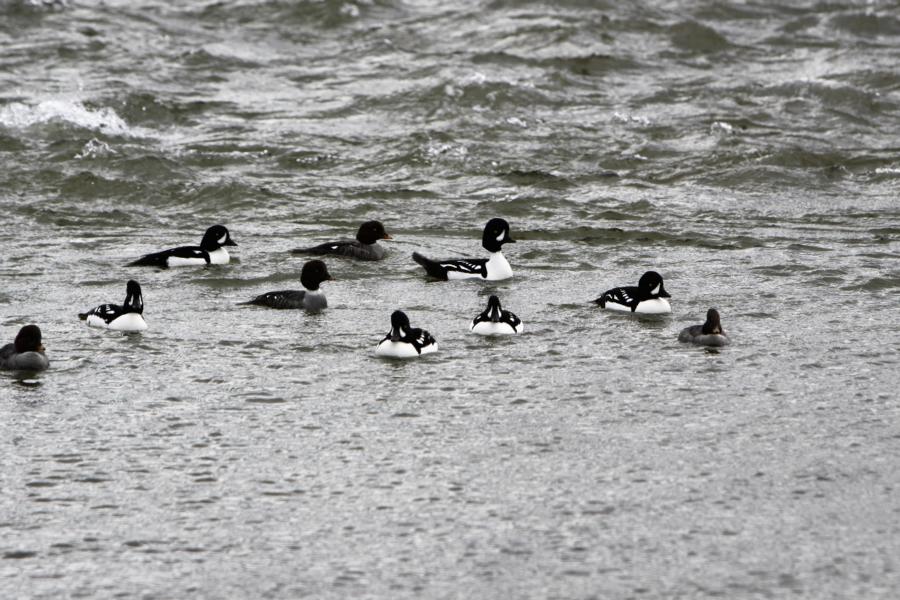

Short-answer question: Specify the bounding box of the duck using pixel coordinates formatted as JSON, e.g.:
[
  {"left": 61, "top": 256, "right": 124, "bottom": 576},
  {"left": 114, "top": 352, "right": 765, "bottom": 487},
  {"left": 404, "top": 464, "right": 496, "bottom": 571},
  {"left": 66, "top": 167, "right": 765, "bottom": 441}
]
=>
[
  {"left": 470, "top": 295, "right": 523, "bottom": 335},
  {"left": 412, "top": 218, "right": 515, "bottom": 281},
  {"left": 127, "top": 224, "right": 237, "bottom": 268},
  {"left": 375, "top": 310, "right": 438, "bottom": 358},
  {"left": 237, "top": 260, "right": 332, "bottom": 311},
  {"left": 679, "top": 308, "right": 729, "bottom": 346},
  {"left": 0, "top": 325, "right": 49, "bottom": 371},
  {"left": 79, "top": 279, "right": 148, "bottom": 331},
  {"left": 291, "top": 220, "right": 392, "bottom": 261},
  {"left": 594, "top": 271, "right": 672, "bottom": 314}
]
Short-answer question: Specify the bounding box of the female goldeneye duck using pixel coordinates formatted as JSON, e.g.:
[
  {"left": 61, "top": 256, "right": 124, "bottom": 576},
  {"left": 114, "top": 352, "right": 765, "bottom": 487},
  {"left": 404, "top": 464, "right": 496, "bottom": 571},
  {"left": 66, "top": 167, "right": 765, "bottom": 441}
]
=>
[
  {"left": 128, "top": 224, "right": 237, "bottom": 268},
  {"left": 238, "top": 260, "right": 332, "bottom": 311},
  {"left": 679, "top": 308, "right": 729, "bottom": 346},
  {"left": 375, "top": 310, "right": 438, "bottom": 358},
  {"left": 0, "top": 324, "right": 49, "bottom": 371},
  {"left": 470, "top": 295, "right": 523, "bottom": 335},
  {"left": 291, "top": 220, "right": 393, "bottom": 261},
  {"left": 594, "top": 270, "right": 672, "bottom": 314},
  {"left": 412, "top": 217, "right": 515, "bottom": 281},
  {"left": 79, "top": 279, "right": 148, "bottom": 332}
]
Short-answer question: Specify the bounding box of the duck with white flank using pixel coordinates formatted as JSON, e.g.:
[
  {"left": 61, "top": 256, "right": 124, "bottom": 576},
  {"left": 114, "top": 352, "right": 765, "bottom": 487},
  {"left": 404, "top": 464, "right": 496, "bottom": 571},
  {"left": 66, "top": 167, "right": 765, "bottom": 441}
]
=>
[
  {"left": 128, "top": 225, "right": 237, "bottom": 268},
  {"left": 412, "top": 218, "right": 515, "bottom": 281},
  {"left": 470, "top": 295, "right": 523, "bottom": 335},
  {"left": 79, "top": 279, "right": 148, "bottom": 331},
  {"left": 0, "top": 325, "right": 49, "bottom": 371},
  {"left": 375, "top": 310, "right": 438, "bottom": 358},
  {"left": 237, "top": 260, "right": 332, "bottom": 311},
  {"left": 594, "top": 271, "right": 672, "bottom": 314},
  {"left": 679, "top": 308, "right": 729, "bottom": 346},
  {"left": 291, "top": 221, "right": 392, "bottom": 261}
]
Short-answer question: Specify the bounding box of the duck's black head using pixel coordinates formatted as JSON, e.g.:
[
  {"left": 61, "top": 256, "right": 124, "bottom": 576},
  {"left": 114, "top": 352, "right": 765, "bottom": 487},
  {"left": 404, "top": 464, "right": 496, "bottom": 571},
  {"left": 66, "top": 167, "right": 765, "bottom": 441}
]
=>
[
  {"left": 356, "top": 221, "right": 392, "bottom": 245},
  {"left": 389, "top": 310, "right": 411, "bottom": 341},
  {"left": 637, "top": 271, "right": 669, "bottom": 298},
  {"left": 485, "top": 295, "right": 503, "bottom": 322},
  {"left": 481, "top": 218, "right": 515, "bottom": 253},
  {"left": 300, "top": 260, "right": 332, "bottom": 291},
  {"left": 702, "top": 308, "right": 722, "bottom": 335},
  {"left": 124, "top": 280, "right": 144, "bottom": 313},
  {"left": 14, "top": 324, "right": 44, "bottom": 354},
  {"left": 200, "top": 225, "right": 237, "bottom": 251}
]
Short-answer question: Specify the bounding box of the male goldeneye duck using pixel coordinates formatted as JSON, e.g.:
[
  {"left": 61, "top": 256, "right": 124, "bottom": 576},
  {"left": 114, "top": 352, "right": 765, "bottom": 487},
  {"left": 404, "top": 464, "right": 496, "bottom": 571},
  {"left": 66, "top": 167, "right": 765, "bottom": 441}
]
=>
[
  {"left": 412, "top": 218, "right": 515, "bottom": 281},
  {"left": 291, "top": 220, "right": 392, "bottom": 261},
  {"left": 594, "top": 270, "right": 672, "bottom": 314},
  {"left": 679, "top": 308, "right": 729, "bottom": 346},
  {"left": 127, "top": 224, "right": 237, "bottom": 268},
  {"left": 238, "top": 260, "right": 332, "bottom": 311},
  {"left": 470, "top": 295, "right": 523, "bottom": 336},
  {"left": 0, "top": 325, "right": 49, "bottom": 371},
  {"left": 375, "top": 310, "right": 438, "bottom": 358},
  {"left": 79, "top": 279, "right": 148, "bottom": 331}
]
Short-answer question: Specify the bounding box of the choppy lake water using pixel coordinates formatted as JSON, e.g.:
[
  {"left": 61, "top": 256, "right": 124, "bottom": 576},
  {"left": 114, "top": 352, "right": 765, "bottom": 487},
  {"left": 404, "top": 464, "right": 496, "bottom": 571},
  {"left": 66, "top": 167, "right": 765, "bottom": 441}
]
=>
[{"left": 2, "top": 0, "right": 899, "bottom": 598}]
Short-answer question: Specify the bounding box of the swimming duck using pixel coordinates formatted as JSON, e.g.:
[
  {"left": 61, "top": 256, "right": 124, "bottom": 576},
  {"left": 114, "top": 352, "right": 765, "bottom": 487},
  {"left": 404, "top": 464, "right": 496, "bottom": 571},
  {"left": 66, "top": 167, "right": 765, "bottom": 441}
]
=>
[
  {"left": 0, "top": 325, "right": 49, "bottom": 371},
  {"left": 291, "top": 220, "right": 392, "bottom": 261},
  {"left": 594, "top": 271, "right": 671, "bottom": 314},
  {"left": 412, "top": 218, "right": 515, "bottom": 281},
  {"left": 470, "top": 295, "right": 523, "bottom": 335},
  {"left": 375, "top": 310, "right": 438, "bottom": 358},
  {"left": 237, "top": 260, "right": 332, "bottom": 311},
  {"left": 679, "top": 308, "right": 729, "bottom": 346},
  {"left": 128, "top": 225, "right": 237, "bottom": 267},
  {"left": 79, "top": 279, "right": 148, "bottom": 331}
]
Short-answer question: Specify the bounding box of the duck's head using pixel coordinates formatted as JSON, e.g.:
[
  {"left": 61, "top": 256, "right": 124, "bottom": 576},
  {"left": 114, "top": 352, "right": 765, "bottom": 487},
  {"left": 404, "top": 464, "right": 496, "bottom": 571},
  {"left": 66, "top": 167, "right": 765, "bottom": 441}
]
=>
[
  {"left": 702, "top": 308, "right": 723, "bottom": 335},
  {"left": 357, "top": 221, "right": 392, "bottom": 245},
  {"left": 300, "top": 260, "right": 333, "bottom": 291},
  {"left": 200, "top": 225, "right": 237, "bottom": 251},
  {"left": 485, "top": 295, "right": 503, "bottom": 322},
  {"left": 638, "top": 271, "right": 670, "bottom": 298},
  {"left": 124, "top": 279, "right": 144, "bottom": 313},
  {"left": 482, "top": 218, "right": 515, "bottom": 253},
  {"left": 389, "top": 310, "right": 411, "bottom": 341},
  {"left": 14, "top": 324, "right": 44, "bottom": 354}
]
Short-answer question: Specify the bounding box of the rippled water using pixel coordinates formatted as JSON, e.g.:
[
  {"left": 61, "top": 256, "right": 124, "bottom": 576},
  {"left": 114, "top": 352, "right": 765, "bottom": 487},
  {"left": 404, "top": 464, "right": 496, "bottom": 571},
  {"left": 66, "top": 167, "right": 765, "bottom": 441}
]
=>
[{"left": 2, "top": 0, "right": 899, "bottom": 598}]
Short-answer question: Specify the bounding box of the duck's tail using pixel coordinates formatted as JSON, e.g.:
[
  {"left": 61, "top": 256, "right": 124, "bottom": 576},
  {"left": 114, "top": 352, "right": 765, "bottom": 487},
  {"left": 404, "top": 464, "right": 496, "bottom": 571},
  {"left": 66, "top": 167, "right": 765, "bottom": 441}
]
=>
[{"left": 412, "top": 252, "right": 447, "bottom": 280}]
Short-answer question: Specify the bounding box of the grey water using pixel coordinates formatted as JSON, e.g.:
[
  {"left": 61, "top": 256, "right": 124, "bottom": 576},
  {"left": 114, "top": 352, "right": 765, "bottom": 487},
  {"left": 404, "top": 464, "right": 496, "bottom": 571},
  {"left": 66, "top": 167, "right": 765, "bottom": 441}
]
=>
[{"left": 1, "top": 0, "right": 899, "bottom": 597}]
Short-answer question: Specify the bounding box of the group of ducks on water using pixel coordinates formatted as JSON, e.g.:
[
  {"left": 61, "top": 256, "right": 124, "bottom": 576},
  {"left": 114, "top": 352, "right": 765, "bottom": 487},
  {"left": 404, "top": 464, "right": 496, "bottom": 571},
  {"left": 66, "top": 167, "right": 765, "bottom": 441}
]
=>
[{"left": 1, "top": 217, "right": 729, "bottom": 371}]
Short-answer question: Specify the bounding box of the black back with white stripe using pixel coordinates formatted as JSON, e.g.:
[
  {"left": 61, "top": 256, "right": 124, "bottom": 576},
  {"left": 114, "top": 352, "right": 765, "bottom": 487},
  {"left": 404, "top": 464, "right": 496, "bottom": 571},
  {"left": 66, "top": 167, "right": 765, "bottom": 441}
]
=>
[
  {"left": 594, "top": 271, "right": 670, "bottom": 312},
  {"left": 79, "top": 280, "right": 144, "bottom": 324}
]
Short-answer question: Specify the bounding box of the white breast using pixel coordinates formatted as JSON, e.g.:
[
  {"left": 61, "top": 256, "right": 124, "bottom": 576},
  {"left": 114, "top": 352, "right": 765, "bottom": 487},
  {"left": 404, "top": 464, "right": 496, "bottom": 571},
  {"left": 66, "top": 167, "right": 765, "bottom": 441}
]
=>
[
  {"left": 485, "top": 252, "right": 513, "bottom": 281},
  {"left": 470, "top": 321, "right": 521, "bottom": 336},
  {"left": 108, "top": 313, "right": 148, "bottom": 332},
  {"left": 207, "top": 247, "right": 230, "bottom": 265},
  {"left": 634, "top": 298, "right": 671, "bottom": 315}
]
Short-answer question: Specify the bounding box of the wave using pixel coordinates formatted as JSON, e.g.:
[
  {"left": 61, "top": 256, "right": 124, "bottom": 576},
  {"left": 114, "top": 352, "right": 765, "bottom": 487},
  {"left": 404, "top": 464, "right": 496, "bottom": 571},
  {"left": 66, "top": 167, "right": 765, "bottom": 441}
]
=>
[{"left": 0, "top": 99, "right": 137, "bottom": 136}]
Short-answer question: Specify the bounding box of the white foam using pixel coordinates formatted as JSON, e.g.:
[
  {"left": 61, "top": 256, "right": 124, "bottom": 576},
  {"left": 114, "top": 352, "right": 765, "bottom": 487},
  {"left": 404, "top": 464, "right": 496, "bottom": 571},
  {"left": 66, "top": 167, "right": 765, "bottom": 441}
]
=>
[
  {"left": 75, "top": 138, "right": 117, "bottom": 159},
  {"left": 0, "top": 99, "right": 134, "bottom": 136}
]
